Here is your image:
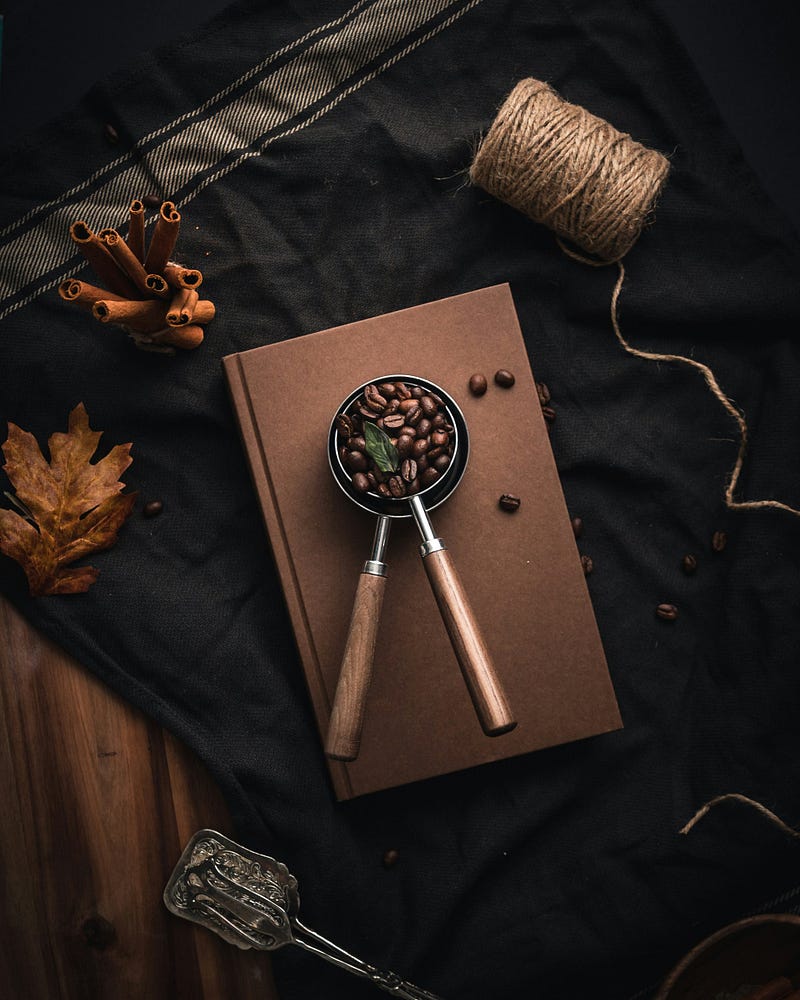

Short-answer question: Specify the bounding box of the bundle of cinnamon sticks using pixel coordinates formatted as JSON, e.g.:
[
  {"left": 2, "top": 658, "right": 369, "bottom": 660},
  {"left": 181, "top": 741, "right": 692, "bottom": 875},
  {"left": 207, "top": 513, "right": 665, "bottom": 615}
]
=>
[{"left": 60, "top": 199, "right": 215, "bottom": 352}]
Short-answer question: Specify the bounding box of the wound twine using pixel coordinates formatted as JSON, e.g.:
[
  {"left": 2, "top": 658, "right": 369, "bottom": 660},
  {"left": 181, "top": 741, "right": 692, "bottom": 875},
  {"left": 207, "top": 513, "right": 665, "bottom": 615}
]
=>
[{"left": 470, "top": 77, "right": 800, "bottom": 518}]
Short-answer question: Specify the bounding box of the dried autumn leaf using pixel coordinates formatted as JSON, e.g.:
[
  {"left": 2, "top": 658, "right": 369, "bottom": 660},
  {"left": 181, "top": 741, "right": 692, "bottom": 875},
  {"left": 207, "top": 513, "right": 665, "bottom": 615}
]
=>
[{"left": 0, "top": 403, "right": 136, "bottom": 596}]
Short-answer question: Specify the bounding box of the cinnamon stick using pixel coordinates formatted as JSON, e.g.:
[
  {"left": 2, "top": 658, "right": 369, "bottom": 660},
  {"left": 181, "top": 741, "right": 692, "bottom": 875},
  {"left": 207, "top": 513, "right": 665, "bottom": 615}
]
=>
[
  {"left": 127, "top": 199, "right": 145, "bottom": 263},
  {"left": 58, "top": 278, "right": 126, "bottom": 308},
  {"left": 100, "top": 229, "right": 151, "bottom": 295},
  {"left": 145, "top": 273, "right": 170, "bottom": 299},
  {"left": 166, "top": 288, "right": 199, "bottom": 326},
  {"left": 143, "top": 201, "right": 181, "bottom": 274},
  {"left": 162, "top": 263, "right": 203, "bottom": 290},
  {"left": 91, "top": 297, "right": 215, "bottom": 333},
  {"left": 69, "top": 221, "right": 140, "bottom": 299},
  {"left": 92, "top": 299, "right": 170, "bottom": 333},
  {"left": 151, "top": 324, "right": 205, "bottom": 350}
]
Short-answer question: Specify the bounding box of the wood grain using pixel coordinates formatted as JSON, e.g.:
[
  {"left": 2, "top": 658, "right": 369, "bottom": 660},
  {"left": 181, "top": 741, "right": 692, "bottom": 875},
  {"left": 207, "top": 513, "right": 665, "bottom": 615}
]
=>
[
  {"left": 326, "top": 570, "right": 387, "bottom": 761},
  {"left": 0, "top": 595, "right": 278, "bottom": 999},
  {"left": 421, "top": 547, "right": 516, "bottom": 737}
]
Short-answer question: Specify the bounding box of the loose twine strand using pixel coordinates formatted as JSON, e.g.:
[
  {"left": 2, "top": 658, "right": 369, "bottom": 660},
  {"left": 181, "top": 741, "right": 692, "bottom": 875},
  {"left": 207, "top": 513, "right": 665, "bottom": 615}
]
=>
[
  {"left": 680, "top": 793, "right": 800, "bottom": 841},
  {"left": 470, "top": 78, "right": 800, "bottom": 518}
]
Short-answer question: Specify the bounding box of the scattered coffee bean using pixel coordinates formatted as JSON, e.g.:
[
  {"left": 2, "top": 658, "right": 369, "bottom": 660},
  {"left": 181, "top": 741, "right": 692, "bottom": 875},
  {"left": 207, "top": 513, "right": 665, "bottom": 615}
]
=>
[
  {"left": 412, "top": 437, "right": 429, "bottom": 459},
  {"left": 541, "top": 405, "right": 556, "bottom": 423},
  {"left": 396, "top": 434, "right": 415, "bottom": 458},
  {"left": 536, "top": 382, "right": 551, "bottom": 405},
  {"left": 468, "top": 374, "right": 488, "bottom": 396},
  {"left": 416, "top": 418, "right": 433, "bottom": 439},
  {"left": 352, "top": 473, "right": 371, "bottom": 493},
  {"left": 364, "top": 384, "right": 387, "bottom": 412},
  {"left": 420, "top": 396, "right": 438, "bottom": 417},
  {"left": 142, "top": 194, "right": 162, "bottom": 210},
  {"left": 382, "top": 413, "right": 405, "bottom": 431},
  {"left": 433, "top": 454, "right": 451, "bottom": 472},
  {"left": 656, "top": 603, "right": 679, "bottom": 621},
  {"left": 711, "top": 530, "right": 727, "bottom": 553},
  {"left": 571, "top": 516, "right": 583, "bottom": 538},
  {"left": 494, "top": 369, "right": 515, "bottom": 388},
  {"left": 378, "top": 382, "right": 397, "bottom": 398},
  {"left": 388, "top": 475, "right": 405, "bottom": 498},
  {"left": 420, "top": 467, "right": 440, "bottom": 488},
  {"left": 336, "top": 413, "right": 354, "bottom": 438},
  {"left": 580, "top": 554, "right": 593, "bottom": 575},
  {"left": 382, "top": 849, "right": 400, "bottom": 869},
  {"left": 142, "top": 500, "right": 163, "bottom": 518},
  {"left": 103, "top": 123, "right": 119, "bottom": 145},
  {"left": 345, "top": 450, "right": 368, "bottom": 472},
  {"left": 682, "top": 554, "right": 698, "bottom": 575},
  {"left": 498, "top": 493, "right": 521, "bottom": 512}
]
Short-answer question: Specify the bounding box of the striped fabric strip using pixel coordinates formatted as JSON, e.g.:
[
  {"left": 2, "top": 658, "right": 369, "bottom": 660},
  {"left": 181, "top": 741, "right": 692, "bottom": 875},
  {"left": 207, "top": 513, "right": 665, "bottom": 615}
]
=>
[{"left": 0, "top": 0, "right": 483, "bottom": 321}]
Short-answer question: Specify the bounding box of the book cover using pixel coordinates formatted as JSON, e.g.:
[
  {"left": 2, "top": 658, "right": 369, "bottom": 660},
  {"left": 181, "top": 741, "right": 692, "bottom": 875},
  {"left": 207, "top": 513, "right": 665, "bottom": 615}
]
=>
[{"left": 223, "top": 284, "right": 621, "bottom": 800}]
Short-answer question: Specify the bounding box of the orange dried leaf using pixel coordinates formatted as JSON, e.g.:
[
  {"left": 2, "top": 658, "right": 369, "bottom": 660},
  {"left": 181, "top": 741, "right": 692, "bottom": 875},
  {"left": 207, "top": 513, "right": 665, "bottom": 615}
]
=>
[{"left": 0, "top": 404, "right": 136, "bottom": 596}]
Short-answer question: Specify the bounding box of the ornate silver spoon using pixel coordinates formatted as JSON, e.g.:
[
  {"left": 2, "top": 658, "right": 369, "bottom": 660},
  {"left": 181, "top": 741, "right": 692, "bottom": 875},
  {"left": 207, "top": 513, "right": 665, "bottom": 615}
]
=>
[{"left": 164, "top": 829, "right": 443, "bottom": 999}]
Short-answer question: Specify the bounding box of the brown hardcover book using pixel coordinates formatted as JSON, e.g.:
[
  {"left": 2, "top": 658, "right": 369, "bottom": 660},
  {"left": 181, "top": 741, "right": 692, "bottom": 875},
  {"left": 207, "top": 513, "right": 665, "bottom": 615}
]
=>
[{"left": 223, "top": 284, "right": 621, "bottom": 800}]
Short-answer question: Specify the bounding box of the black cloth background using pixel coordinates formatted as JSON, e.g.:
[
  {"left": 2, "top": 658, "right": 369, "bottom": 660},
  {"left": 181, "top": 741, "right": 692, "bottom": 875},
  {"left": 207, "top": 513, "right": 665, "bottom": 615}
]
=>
[{"left": 2, "top": 1, "right": 800, "bottom": 997}]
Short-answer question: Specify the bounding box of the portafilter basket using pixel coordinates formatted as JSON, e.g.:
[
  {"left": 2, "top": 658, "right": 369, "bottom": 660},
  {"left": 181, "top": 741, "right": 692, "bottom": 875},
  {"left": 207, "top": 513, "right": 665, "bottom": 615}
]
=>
[{"left": 325, "top": 374, "right": 516, "bottom": 761}]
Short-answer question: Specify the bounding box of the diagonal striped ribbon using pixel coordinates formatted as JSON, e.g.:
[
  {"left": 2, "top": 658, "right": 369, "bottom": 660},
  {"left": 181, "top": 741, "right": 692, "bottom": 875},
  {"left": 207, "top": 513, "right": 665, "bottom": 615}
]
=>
[{"left": 0, "top": 0, "right": 484, "bottom": 321}]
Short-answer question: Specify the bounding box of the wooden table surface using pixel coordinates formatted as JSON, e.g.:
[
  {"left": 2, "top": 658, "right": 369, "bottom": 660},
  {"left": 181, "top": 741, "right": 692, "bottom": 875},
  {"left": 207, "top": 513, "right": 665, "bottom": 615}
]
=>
[{"left": 0, "top": 595, "right": 279, "bottom": 999}]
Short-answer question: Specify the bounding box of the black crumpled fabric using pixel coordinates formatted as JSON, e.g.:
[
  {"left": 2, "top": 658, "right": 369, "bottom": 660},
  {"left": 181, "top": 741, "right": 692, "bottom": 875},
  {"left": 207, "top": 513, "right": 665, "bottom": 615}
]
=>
[{"left": 2, "top": 1, "right": 800, "bottom": 996}]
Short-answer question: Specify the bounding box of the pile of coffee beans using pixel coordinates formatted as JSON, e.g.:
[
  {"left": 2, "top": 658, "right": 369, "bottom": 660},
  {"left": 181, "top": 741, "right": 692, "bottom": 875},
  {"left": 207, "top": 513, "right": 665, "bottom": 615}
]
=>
[{"left": 336, "top": 381, "right": 455, "bottom": 497}]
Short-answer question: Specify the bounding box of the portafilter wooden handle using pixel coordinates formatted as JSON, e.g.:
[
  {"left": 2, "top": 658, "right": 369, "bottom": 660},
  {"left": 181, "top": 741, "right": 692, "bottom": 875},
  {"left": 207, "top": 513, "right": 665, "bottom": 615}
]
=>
[
  {"left": 325, "top": 569, "right": 387, "bottom": 761},
  {"left": 421, "top": 545, "right": 516, "bottom": 737}
]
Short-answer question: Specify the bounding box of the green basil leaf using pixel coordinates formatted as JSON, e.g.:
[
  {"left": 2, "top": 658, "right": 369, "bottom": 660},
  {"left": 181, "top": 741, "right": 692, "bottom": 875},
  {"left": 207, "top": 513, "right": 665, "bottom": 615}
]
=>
[{"left": 364, "top": 420, "right": 400, "bottom": 473}]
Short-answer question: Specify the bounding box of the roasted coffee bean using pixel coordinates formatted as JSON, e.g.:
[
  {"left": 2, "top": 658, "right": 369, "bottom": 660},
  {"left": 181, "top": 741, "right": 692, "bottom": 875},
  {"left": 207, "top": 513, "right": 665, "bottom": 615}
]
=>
[
  {"left": 405, "top": 404, "right": 423, "bottom": 426},
  {"left": 536, "top": 381, "right": 551, "bottom": 405},
  {"left": 682, "top": 554, "right": 698, "bottom": 575},
  {"left": 431, "top": 413, "right": 446, "bottom": 429},
  {"left": 364, "top": 384, "right": 387, "bottom": 412},
  {"left": 376, "top": 483, "right": 392, "bottom": 498},
  {"left": 388, "top": 475, "right": 406, "bottom": 498},
  {"left": 410, "top": 385, "right": 425, "bottom": 398},
  {"left": 396, "top": 434, "right": 415, "bottom": 458},
  {"left": 394, "top": 382, "right": 412, "bottom": 399},
  {"left": 494, "top": 369, "right": 515, "bottom": 388},
  {"left": 366, "top": 472, "right": 377, "bottom": 488},
  {"left": 400, "top": 425, "right": 417, "bottom": 439},
  {"left": 420, "top": 467, "right": 440, "bottom": 488},
  {"left": 103, "top": 123, "right": 119, "bottom": 145},
  {"left": 142, "top": 194, "right": 162, "bottom": 210},
  {"left": 347, "top": 435, "right": 366, "bottom": 452},
  {"left": 416, "top": 418, "right": 432, "bottom": 438},
  {"left": 416, "top": 455, "right": 429, "bottom": 472},
  {"left": 352, "top": 473, "right": 371, "bottom": 493},
  {"left": 412, "top": 438, "right": 429, "bottom": 458},
  {"left": 383, "top": 413, "right": 405, "bottom": 431},
  {"left": 571, "top": 516, "right": 583, "bottom": 538},
  {"left": 398, "top": 398, "right": 418, "bottom": 413},
  {"left": 469, "top": 373, "right": 488, "bottom": 396},
  {"left": 383, "top": 398, "right": 401, "bottom": 415},
  {"left": 433, "top": 454, "right": 451, "bottom": 473},
  {"left": 431, "top": 430, "right": 449, "bottom": 448},
  {"left": 382, "top": 849, "right": 400, "bottom": 869},
  {"left": 429, "top": 392, "right": 444, "bottom": 407},
  {"left": 142, "top": 499, "right": 164, "bottom": 518},
  {"left": 401, "top": 459, "right": 418, "bottom": 482},
  {"left": 427, "top": 446, "right": 445, "bottom": 462},
  {"left": 378, "top": 382, "right": 397, "bottom": 398},
  {"left": 542, "top": 406, "right": 556, "bottom": 423},
  {"left": 407, "top": 478, "right": 421, "bottom": 494},
  {"left": 580, "top": 554, "right": 593, "bottom": 576},
  {"left": 498, "top": 494, "right": 521, "bottom": 512},
  {"left": 656, "top": 603, "right": 679, "bottom": 621},
  {"left": 336, "top": 413, "right": 354, "bottom": 437},
  {"left": 345, "top": 450, "right": 369, "bottom": 472},
  {"left": 420, "top": 395, "right": 438, "bottom": 417},
  {"left": 711, "top": 530, "right": 727, "bottom": 552},
  {"left": 358, "top": 405, "right": 377, "bottom": 421},
  {"left": 442, "top": 422, "right": 454, "bottom": 433}
]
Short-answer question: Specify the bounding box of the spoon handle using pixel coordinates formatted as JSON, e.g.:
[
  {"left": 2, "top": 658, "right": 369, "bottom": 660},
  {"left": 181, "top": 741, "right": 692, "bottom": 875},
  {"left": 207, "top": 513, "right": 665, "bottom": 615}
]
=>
[
  {"left": 421, "top": 544, "right": 516, "bottom": 737},
  {"left": 326, "top": 516, "right": 391, "bottom": 761}
]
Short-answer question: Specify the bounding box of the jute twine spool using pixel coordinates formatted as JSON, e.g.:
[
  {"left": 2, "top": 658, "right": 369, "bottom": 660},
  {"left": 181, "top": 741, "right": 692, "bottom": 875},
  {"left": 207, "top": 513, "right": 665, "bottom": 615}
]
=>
[{"left": 470, "top": 78, "right": 800, "bottom": 518}]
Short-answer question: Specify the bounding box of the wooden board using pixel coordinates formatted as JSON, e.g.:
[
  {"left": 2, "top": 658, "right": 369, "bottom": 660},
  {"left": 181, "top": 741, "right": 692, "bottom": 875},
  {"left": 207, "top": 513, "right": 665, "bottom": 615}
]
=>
[{"left": 0, "top": 595, "right": 278, "bottom": 999}]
